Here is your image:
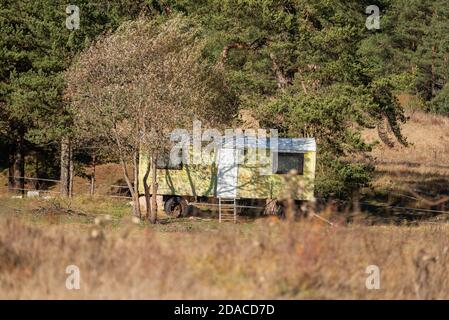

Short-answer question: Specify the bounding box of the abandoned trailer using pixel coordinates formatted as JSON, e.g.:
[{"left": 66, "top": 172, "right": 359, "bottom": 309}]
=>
[{"left": 139, "top": 136, "right": 317, "bottom": 222}]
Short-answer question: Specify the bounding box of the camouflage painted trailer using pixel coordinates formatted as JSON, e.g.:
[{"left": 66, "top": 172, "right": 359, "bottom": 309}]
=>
[{"left": 139, "top": 136, "right": 316, "bottom": 218}]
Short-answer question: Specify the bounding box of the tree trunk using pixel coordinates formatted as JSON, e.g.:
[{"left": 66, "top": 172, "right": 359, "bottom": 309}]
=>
[
  {"left": 132, "top": 149, "right": 140, "bottom": 207},
  {"left": 60, "top": 137, "right": 72, "bottom": 197},
  {"left": 14, "top": 135, "right": 25, "bottom": 195},
  {"left": 69, "top": 150, "right": 74, "bottom": 197},
  {"left": 121, "top": 158, "right": 142, "bottom": 219},
  {"left": 269, "top": 53, "right": 291, "bottom": 90},
  {"left": 90, "top": 154, "right": 96, "bottom": 196},
  {"left": 143, "top": 155, "right": 152, "bottom": 221},
  {"left": 112, "top": 128, "right": 141, "bottom": 218},
  {"left": 119, "top": 156, "right": 140, "bottom": 218},
  {"left": 121, "top": 163, "right": 140, "bottom": 218},
  {"left": 8, "top": 144, "right": 16, "bottom": 193},
  {"left": 34, "top": 152, "right": 39, "bottom": 190},
  {"left": 131, "top": 149, "right": 142, "bottom": 218},
  {"left": 150, "top": 152, "right": 158, "bottom": 223}
]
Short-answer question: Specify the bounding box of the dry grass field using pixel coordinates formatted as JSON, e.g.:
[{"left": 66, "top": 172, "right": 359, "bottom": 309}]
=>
[
  {"left": 1, "top": 110, "right": 449, "bottom": 299},
  {"left": 1, "top": 197, "right": 449, "bottom": 299}
]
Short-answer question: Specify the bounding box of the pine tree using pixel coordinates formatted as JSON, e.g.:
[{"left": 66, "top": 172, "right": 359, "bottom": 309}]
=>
[
  {"left": 149, "top": 0, "right": 408, "bottom": 196},
  {"left": 0, "top": 0, "right": 148, "bottom": 194}
]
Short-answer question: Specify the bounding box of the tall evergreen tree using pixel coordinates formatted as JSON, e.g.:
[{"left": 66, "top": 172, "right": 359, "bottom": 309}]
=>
[
  {"left": 0, "top": 0, "right": 148, "bottom": 194},
  {"left": 147, "top": 0, "right": 409, "bottom": 196}
]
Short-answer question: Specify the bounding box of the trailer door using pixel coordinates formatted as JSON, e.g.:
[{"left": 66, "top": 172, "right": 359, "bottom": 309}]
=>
[{"left": 217, "top": 148, "right": 239, "bottom": 198}]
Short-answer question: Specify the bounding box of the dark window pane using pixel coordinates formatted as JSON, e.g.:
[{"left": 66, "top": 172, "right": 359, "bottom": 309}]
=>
[{"left": 275, "top": 153, "right": 304, "bottom": 175}]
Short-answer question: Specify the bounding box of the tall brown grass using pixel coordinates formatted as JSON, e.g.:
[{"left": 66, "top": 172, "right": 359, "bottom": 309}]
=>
[
  {"left": 1, "top": 213, "right": 449, "bottom": 299},
  {"left": 1, "top": 110, "right": 449, "bottom": 299}
]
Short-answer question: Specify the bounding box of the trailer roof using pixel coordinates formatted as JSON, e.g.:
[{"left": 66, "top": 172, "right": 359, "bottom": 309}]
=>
[{"left": 220, "top": 136, "right": 316, "bottom": 152}]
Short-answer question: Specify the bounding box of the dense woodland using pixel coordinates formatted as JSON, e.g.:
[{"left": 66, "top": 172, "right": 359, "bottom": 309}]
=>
[{"left": 1, "top": 0, "right": 448, "bottom": 204}]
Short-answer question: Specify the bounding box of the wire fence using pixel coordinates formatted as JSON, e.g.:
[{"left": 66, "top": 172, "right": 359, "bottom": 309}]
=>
[
  {"left": 3, "top": 176, "right": 449, "bottom": 221},
  {"left": 1, "top": 176, "right": 133, "bottom": 200}
]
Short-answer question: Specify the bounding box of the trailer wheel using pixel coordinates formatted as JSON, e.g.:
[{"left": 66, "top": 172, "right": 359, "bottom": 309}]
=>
[
  {"left": 164, "top": 197, "right": 187, "bottom": 218},
  {"left": 274, "top": 202, "right": 285, "bottom": 219},
  {"left": 264, "top": 200, "right": 285, "bottom": 218}
]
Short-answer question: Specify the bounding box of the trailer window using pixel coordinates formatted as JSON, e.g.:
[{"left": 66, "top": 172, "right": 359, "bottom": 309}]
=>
[
  {"left": 156, "top": 154, "right": 182, "bottom": 170},
  {"left": 275, "top": 153, "right": 304, "bottom": 175}
]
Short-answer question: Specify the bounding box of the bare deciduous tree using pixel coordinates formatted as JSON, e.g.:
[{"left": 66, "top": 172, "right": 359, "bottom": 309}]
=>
[{"left": 65, "top": 15, "right": 236, "bottom": 221}]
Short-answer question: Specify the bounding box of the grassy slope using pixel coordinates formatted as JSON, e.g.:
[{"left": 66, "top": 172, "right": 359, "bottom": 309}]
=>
[
  {"left": 365, "top": 111, "right": 449, "bottom": 215},
  {"left": 363, "top": 111, "right": 449, "bottom": 206}
]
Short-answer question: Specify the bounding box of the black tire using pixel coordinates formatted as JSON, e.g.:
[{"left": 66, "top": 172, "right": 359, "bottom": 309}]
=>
[
  {"left": 164, "top": 197, "right": 187, "bottom": 218},
  {"left": 264, "top": 200, "right": 285, "bottom": 218},
  {"left": 274, "top": 201, "right": 285, "bottom": 219}
]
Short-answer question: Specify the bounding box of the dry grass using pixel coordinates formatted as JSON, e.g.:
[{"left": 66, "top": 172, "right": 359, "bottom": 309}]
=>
[
  {"left": 363, "top": 111, "right": 449, "bottom": 197},
  {"left": 1, "top": 196, "right": 449, "bottom": 299},
  {"left": 0, "top": 162, "right": 129, "bottom": 197}
]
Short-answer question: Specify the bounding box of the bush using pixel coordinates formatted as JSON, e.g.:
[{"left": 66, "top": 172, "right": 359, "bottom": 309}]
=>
[
  {"left": 315, "top": 157, "right": 374, "bottom": 199},
  {"left": 428, "top": 85, "right": 449, "bottom": 116}
]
